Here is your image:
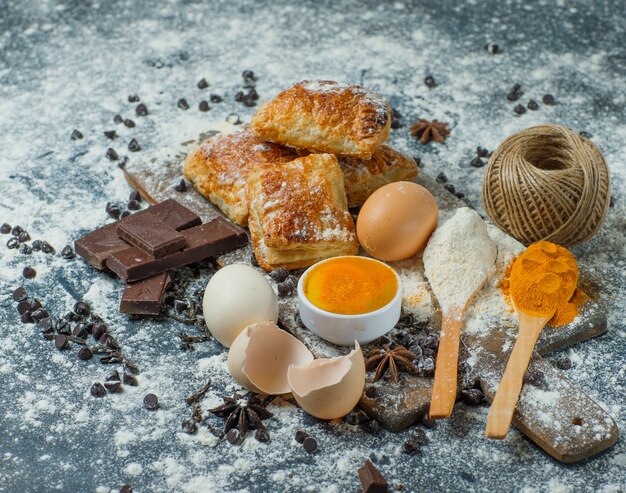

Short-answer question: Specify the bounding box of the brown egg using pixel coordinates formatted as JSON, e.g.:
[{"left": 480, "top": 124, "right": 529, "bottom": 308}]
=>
[{"left": 356, "top": 182, "right": 438, "bottom": 261}]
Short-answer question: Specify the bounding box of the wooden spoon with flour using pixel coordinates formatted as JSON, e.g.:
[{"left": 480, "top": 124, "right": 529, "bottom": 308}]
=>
[{"left": 424, "top": 207, "right": 498, "bottom": 419}]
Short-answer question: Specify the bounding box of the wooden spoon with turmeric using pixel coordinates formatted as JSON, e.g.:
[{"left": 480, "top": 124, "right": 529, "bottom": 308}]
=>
[{"left": 486, "top": 241, "right": 578, "bottom": 439}]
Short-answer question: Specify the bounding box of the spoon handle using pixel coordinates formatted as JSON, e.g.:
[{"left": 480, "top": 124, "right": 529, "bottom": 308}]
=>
[
  {"left": 430, "top": 309, "right": 462, "bottom": 419},
  {"left": 486, "top": 311, "right": 551, "bottom": 439}
]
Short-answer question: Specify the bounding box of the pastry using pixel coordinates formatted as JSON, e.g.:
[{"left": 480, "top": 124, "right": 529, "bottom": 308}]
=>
[
  {"left": 183, "top": 125, "right": 298, "bottom": 226},
  {"left": 338, "top": 145, "right": 419, "bottom": 207},
  {"left": 250, "top": 80, "right": 391, "bottom": 159},
  {"left": 246, "top": 153, "right": 359, "bottom": 271}
]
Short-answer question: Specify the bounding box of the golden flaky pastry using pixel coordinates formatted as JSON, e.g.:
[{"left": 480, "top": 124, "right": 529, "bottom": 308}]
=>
[
  {"left": 250, "top": 80, "right": 391, "bottom": 159},
  {"left": 183, "top": 125, "right": 298, "bottom": 226},
  {"left": 338, "top": 145, "right": 419, "bottom": 207},
  {"left": 246, "top": 153, "right": 359, "bottom": 271}
]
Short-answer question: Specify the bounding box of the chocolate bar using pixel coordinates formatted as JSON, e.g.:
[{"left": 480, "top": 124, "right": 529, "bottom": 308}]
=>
[
  {"left": 75, "top": 199, "right": 201, "bottom": 269},
  {"left": 117, "top": 214, "right": 186, "bottom": 258},
  {"left": 106, "top": 217, "right": 248, "bottom": 282},
  {"left": 120, "top": 272, "right": 171, "bottom": 315}
]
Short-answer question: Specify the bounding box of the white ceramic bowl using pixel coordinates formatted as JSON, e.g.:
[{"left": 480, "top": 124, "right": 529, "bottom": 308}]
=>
[{"left": 297, "top": 256, "right": 402, "bottom": 346}]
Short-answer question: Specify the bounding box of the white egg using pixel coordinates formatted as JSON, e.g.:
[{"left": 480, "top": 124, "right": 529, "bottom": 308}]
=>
[
  {"left": 203, "top": 264, "right": 278, "bottom": 347},
  {"left": 228, "top": 321, "right": 314, "bottom": 394}
]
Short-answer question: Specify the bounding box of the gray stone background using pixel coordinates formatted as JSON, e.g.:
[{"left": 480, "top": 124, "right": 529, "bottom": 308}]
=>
[{"left": 0, "top": 1, "right": 624, "bottom": 492}]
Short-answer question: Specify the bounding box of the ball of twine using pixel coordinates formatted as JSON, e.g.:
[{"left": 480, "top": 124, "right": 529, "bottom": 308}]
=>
[{"left": 483, "top": 124, "right": 611, "bottom": 246}]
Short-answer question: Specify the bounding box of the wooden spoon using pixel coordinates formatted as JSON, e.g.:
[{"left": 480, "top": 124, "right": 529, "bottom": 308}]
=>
[{"left": 485, "top": 306, "right": 554, "bottom": 439}]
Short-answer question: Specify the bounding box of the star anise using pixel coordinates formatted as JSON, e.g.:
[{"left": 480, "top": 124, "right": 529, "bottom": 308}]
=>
[
  {"left": 409, "top": 119, "right": 450, "bottom": 144},
  {"left": 208, "top": 393, "right": 273, "bottom": 443},
  {"left": 365, "top": 344, "right": 418, "bottom": 383}
]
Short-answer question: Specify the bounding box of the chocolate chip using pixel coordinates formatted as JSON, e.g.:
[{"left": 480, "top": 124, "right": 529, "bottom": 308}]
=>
[
  {"left": 424, "top": 75, "right": 437, "bottom": 88},
  {"left": 127, "top": 191, "right": 141, "bottom": 203},
  {"left": 470, "top": 157, "right": 485, "bottom": 168},
  {"left": 402, "top": 439, "right": 420, "bottom": 454},
  {"left": 105, "top": 381, "right": 122, "bottom": 393},
  {"left": 181, "top": 419, "right": 197, "bottom": 434},
  {"left": 255, "top": 429, "right": 270, "bottom": 442},
  {"left": 127, "top": 199, "right": 140, "bottom": 210},
  {"left": 78, "top": 347, "right": 93, "bottom": 361},
  {"left": 411, "top": 428, "right": 428, "bottom": 445},
  {"left": 527, "top": 99, "right": 539, "bottom": 111},
  {"left": 198, "top": 100, "right": 210, "bottom": 112},
  {"left": 226, "top": 428, "right": 242, "bottom": 445},
  {"left": 31, "top": 308, "right": 48, "bottom": 322},
  {"left": 269, "top": 268, "right": 290, "bottom": 283},
  {"left": 17, "top": 230, "right": 30, "bottom": 242},
  {"left": 418, "top": 356, "right": 434, "bottom": 376},
  {"left": 242, "top": 70, "right": 256, "bottom": 87},
  {"left": 579, "top": 131, "right": 592, "bottom": 139},
  {"left": 177, "top": 98, "right": 189, "bottom": 110},
  {"left": 226, "top": 113, "right": 241, "bottom": 125},
  {"left": 120, "top": 485, "right": 133, "bottom": 493},
  {"left": 143, "top": 393, "right": 159, "bottom": 410},
  {"left": 118, "top": 156, "right": 129, "bottom": 168},
  {"left": 120, "top": 211, "right": 130, "bottom": 219},
  {"left": 421, "top": 415, "right": 437, "bottom": 428},
  {"left": 1, "top": 223, "right": 10, "bottom": 234},
  {"left": 345, "top": 409, "right": 370, "bottom": 425},
  {"left": 74, "top": 301, "right": 90, "bottom": 316},
  {"left": 435, "top": 172, "right": 447, "bottom": 183},
  {"left": 524, "top": 370, "right": 545, "bottom": 387},
  {"left": 105, "top": 336, "right": 120, "bottom": 350},
  {"left": 106, "top": 148, "right": 119, "bottom": 161},
  {"left": 21, "top": 311, "right": 33, "bottom": 324},
  {"left": 390, "top": 108, "right": 402, "bottom": 129},
  {"left": 22, "top": 267, "right": 36, "bottom": 279},
  {"left": 91, "top": 382, "right": 107, "bottom": 398},
  {"left": 17, "top": 300, "right": 31, "bottom": 314},
  {"left": 124, "top": 118, "right": 135, "bottom": 128},
  {"left": 123, "top": 373, "right": 139, "bottom": 386},
  {"left": 71, "top": 129, "right": 83, "bottom": 141},
  {"left": 514, "top": 104, "right": 526, "bottom": 114},
  {"left": 476, "top": 146, "right": 489, "bottom": 158},
  {"left": 302, "top": 436, "right": 318, "bottom": 453},
  {"left": 128, "top": 139, "right": 141, "bottom": 152},
  {"left": 461, "top": 388, "right": 484, "bottom": 405},
  {"left": 485, "top": 42, "right": 499, "bottom": 54},
  {"left": 556, "top": 357, "right": 572, "bottom": 370},
  {"left": 365, "top": 386, "right": 378, "bottom": 399},
  {"left": 174, "top": 179, "right": 187, "bottom": 192},
  {"left": 31, "top": 239, "right": 42, "bottom": 251},
  {"left": 128, "top": 94, "right": 140, "bottom": 103},
  {"left": 38, "top": 319, "right": 53, "bottom": 334},
  {"left": 210, "top": 94, "right": 223, "bottom": 103},
  {"left": 507, "top": 84, "right": 522, "bottom": 101},
  {"left": 12, "top": 287, "right": 27, "bottom": 302},
  {"left": 7, "top": 237, "right": 19, "bottom": 249},
  {"left": 41, "top": 241, "right": 55, "bottom": 254},
  {"left": 19, "top": 244, "right": 32, "bottom": 255},
  {"left": 295, "top": 430, "right": 308, "bottom": 444},
  {"left": 197, "top": 78, "right": 209, "bottom": 89},
  {"left": 11, "top": 225, "right": 24, "bottom": 236},
  {"left": 114, "top": 114, "right": 123, "bottom": 124},
  {"left": 92, "top": 325, "right": 107, "bottom": 340},
  {"left": 61, "top": 245, "right": 75, "bottom": 259},
  {"left": 542, "top": 94, "right": 556, "bottom": 105},
  {"left": 135, "top": 103, "right": 148, "bottom": 116},
  {"left": 55, "top": 334, "right": 69, "bottom": 350},
  {"left": 364, "top": 419, "right": 381, "bottom": 434}
]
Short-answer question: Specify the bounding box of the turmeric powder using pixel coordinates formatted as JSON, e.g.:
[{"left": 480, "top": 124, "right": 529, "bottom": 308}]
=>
[{"left": 508, "top": 241, "right": 579, "bottom": 319}]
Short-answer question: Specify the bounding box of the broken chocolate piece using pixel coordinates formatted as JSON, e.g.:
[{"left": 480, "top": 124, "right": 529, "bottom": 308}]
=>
[
  {"left": 75, "top": 199, "right": 201, "bottom": 269},
  {"left": 120, "top": 272, "right": 171, "bottom": 315},
  {"left": 358, "top": 459, "right": 388, "bottom": 493},
  {"left": 117, "top": 214, "right": 187, "bottom": 258},
  {"left": 106, "top": 218, "right": 247, "bottom": 282}
]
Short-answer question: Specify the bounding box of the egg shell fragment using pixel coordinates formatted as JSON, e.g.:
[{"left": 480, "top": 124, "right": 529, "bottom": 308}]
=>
[
  {"left": 228, "top": 321, "right": 314, "bottom": 394},
  {"left": 203, "top": 264, "right": 278, "bottom": 348},
  {"left": 287, "top": 341, "right": 365, "bottom": 420},
  {"left": 356, "top": 181, "right": 438, "bottom": 261}
]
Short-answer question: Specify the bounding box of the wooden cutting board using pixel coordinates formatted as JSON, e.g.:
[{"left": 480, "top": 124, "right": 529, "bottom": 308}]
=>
[{"left": 123, "top": 140, "right": 618, "bottom": 463}]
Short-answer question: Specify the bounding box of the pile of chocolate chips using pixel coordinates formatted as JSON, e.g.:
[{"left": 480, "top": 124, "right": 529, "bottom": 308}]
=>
[
  {"left": 268, "top": 268, "right": 298, "bottom": 297},
  {"left": 12, "top": 288, "right": 140, "bottom": 397},
  {"left": 234, "top": 70, "right": 260, "bottom": 107},
  {"left": 2, "top": 223, "right": 60, "bottom": 258}
]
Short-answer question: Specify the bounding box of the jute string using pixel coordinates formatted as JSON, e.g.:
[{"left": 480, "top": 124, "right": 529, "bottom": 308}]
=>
[{"left": 482, "top": 124, "right": 611, "bottom": 246}]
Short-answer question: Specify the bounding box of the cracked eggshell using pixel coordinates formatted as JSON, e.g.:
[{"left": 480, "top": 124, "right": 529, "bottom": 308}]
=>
[
  {"left": 203, "top": 264, "right": 278, "bottom": 348},
  {"left": 227, "top": 321, "right": 314, "bottom": 394},
  {"left": 287, "top": 341, "right": 365, "bottom": 420}
]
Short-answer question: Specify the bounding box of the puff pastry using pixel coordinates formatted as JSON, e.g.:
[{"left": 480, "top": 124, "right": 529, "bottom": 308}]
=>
[
  {"left": 338, "top": 145, "right": 419, "bottom": 207},
  {"left": 183, "top": 125, "right": 298, "bottom": 226},
  {"left": 250, "top": 80, "right": 391, "bottom": 159},
  {"left": 246, "top": 153, "right": 359, "bottom": 271}
]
